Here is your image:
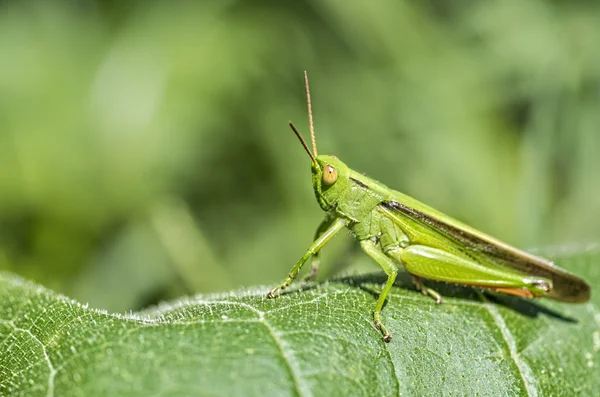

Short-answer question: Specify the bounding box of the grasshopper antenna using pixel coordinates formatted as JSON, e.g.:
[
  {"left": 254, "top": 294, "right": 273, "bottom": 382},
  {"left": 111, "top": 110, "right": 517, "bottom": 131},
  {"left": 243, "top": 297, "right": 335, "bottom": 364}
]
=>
[
  {"left": 304, "top": 71, "right": 318, "bottom": 157},
  {"left": 289, "top": 121, "right": 316, "bottom": 164}
]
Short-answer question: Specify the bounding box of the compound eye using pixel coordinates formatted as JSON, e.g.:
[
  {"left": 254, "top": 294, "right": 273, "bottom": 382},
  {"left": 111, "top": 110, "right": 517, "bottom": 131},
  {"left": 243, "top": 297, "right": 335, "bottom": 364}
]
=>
[{"left": 322, "top": 164, "right": 338, "bottom": 186}]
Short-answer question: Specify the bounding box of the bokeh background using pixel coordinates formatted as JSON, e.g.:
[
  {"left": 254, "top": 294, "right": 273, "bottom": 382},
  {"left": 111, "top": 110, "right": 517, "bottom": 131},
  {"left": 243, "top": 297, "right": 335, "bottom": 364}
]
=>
[{"left": 0, "top": 1, "right": 598, "bottom": 313}]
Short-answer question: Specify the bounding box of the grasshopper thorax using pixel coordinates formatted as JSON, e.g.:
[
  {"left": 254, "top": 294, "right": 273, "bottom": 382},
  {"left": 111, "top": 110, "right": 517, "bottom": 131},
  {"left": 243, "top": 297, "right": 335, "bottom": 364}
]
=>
[{"left": 312, "top": 155, "right": 350, "bottom": 211}]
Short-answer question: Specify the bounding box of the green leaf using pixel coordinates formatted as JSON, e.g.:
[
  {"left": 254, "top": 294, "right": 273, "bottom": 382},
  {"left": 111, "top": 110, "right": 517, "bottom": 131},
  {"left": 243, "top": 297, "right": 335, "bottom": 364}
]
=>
[{"left": 1, "top": 246, "right": 599, "bottom": 397}]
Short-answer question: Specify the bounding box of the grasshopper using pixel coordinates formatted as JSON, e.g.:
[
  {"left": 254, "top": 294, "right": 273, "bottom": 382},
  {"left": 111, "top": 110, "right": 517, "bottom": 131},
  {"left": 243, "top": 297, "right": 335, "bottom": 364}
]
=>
[{"left": 267, "top": 72, "right": 590, "bottom": 342}]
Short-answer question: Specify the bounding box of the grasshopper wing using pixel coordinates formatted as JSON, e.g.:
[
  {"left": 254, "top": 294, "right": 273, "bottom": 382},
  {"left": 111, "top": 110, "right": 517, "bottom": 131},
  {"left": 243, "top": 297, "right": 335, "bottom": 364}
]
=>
[{"left": 380, "top": 196, "right": 590, "bottom": 303}]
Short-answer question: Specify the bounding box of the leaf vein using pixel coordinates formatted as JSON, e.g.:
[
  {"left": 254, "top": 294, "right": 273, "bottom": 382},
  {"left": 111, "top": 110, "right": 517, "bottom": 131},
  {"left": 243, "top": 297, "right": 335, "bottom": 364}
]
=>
[
  {"left": 479, "top": 293, "right": 537, "bottom": 397},
  {"left": 6, "top": 323, "right": 56, "bottom": 397},
  {"left": 260, "top": 317, "right": 309, "bottom": 397}
]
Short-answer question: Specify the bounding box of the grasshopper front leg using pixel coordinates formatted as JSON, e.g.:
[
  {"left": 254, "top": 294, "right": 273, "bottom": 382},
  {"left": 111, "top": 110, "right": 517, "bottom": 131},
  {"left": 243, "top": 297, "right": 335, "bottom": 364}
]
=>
[
  {"left": 302, "top": 214, "right": 338, "bottom": 283},
  {"left": 267, "top": 218, "right": 347, "bottom": 298}
]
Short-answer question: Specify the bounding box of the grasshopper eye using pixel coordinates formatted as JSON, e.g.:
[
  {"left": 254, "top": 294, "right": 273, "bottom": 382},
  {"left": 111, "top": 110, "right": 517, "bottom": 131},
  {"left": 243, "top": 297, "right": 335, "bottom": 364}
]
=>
[{"left": 322, "top": 164, "right": 338, "bottom": 186}]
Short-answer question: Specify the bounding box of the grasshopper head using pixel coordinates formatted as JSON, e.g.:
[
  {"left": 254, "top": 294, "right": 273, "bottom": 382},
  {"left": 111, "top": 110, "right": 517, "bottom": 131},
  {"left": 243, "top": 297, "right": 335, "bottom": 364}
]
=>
[
  {"left": 290, "top": 72, "right": 349, "bottom": 210},
  {"left": 312, "top": 155, "right": 350, "bottom": 211}
]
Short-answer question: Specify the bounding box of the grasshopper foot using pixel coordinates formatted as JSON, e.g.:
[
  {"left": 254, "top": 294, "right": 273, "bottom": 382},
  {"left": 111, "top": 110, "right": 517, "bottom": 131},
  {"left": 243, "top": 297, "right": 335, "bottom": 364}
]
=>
[
  {"left": 301, "top": 260, "right": 320, "bottom": 285},
  {"left": 374, "top": 311, "right": 392, "bottom": 343},
  {"left": 268, "top": 275, "right": 295, "bottom": 298},
  {"left": 411, "top": 275, "right": 443, "bottom": 304},
  {"left": 267, "top": 286, "right": 283, "bottom": 299}
]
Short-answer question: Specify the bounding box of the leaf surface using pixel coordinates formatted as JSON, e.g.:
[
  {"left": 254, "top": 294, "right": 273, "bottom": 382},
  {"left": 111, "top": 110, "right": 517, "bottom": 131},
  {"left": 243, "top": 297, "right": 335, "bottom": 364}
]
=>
[{"left": 1, "top": 246, "right": 599, "bottom": 396}]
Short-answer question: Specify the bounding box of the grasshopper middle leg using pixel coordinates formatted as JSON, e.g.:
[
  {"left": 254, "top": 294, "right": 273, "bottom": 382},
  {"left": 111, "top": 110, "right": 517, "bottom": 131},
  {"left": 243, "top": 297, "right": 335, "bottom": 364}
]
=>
[{"left": 359, "top": 239, "right": 398, "bottom": 343}]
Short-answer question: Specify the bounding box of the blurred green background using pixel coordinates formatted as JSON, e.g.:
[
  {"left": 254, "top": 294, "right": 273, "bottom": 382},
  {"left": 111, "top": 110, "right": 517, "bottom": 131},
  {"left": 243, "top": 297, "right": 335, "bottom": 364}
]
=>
[{"left": 0, "top": 0, "right": 598, "bottom": 313}]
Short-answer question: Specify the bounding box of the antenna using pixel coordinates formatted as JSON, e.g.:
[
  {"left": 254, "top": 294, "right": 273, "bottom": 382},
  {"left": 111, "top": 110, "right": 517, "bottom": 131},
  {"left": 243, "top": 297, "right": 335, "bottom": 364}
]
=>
[
  {"left": 304, "top": 71, "right": 318, "bottom": 157},
  {"left": 289, "top": 121, "right": 316, "bottom": 164}
]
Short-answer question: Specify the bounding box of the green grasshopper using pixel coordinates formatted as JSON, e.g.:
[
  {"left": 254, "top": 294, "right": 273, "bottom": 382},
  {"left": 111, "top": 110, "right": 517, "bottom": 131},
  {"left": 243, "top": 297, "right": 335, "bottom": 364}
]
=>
[{"left": 267, "top": 72, "right": 591, "bottom": 342}]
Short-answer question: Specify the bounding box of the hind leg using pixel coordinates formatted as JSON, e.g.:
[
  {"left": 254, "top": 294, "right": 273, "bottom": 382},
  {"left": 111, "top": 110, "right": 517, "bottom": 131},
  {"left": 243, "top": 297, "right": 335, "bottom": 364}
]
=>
[
  {"left": 410, "top": 275, "right": 443, "bottom": 304},
  {"left": 387, "top": 245, "right": 551, "bottom": 298}
]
